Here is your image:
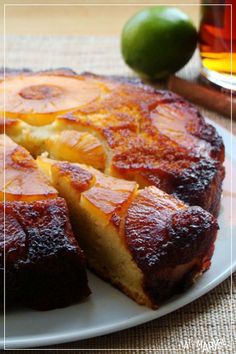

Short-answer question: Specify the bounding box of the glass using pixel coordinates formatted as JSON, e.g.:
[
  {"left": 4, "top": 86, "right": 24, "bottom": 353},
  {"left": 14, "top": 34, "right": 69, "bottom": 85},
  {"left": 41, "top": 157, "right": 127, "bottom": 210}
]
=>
[{"left": 199, "top": 1, "right": 236, "bottom": 91}]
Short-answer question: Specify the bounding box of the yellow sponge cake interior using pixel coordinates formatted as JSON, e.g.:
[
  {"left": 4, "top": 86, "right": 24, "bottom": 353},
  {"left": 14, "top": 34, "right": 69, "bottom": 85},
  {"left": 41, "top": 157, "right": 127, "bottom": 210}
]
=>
[{"left": 37, "top": 156, "right": 218, "bottom": 308}]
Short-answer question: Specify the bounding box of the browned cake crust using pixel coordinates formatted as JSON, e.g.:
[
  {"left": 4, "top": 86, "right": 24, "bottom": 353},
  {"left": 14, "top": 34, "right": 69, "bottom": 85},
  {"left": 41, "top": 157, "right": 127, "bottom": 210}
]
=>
[
  {"left": 0, "top": 69, "right": 225, "bottom": 215},
  {"left": 78, "top": 73, "right": 225, "bottom": 215},
  {"left": 0, "top": 198, "right": 90, "bottom": 310},
  {"left": 37, "top": 158, "right": 218, "bottom": 308},
  {"left": 125, "top": 188, "right": 218, "bottom": 304}
]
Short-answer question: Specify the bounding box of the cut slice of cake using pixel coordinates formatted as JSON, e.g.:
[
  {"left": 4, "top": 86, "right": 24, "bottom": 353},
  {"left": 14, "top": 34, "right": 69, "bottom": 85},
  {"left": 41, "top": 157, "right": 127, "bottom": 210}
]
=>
[
  {"left": 0, "top": 135, "right": 91, "bottom": 310},
  {"left": 37, "top": 157, "right": 218, "bottom": 308},
  {"left": 1, "top": 198, "right": 90, "bottom": 310}
]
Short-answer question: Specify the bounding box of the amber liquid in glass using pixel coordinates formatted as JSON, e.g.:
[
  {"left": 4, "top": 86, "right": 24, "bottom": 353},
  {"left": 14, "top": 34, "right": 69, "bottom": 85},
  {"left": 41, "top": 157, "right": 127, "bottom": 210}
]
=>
[{"left": 199, "top": 1, "right": 236, "bottom": 89}]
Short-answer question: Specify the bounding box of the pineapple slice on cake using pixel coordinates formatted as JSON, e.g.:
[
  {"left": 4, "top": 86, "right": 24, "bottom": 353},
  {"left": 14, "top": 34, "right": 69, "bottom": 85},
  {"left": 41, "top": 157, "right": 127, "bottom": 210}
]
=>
[
  {"left": 1, "top": 117, "right": 107, "bottom": 170},
  {"left": 45, "top": 130, "right": 107, "bottom": 170},
  {"left": 0, "top": 74, "right": 101, "bottom": 126},
  {"left": 0, "top": 135, "right": 57, "bottom": 201},
  {"left": 37, "top": 156, "right": 137, "bottom": 225}
]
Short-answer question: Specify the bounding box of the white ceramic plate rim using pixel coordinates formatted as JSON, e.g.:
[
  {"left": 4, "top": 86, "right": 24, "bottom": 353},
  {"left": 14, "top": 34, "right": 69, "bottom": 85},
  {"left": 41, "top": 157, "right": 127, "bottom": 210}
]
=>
[
  {"left": 1, "top": 119, "right": 235, "bottom": 349},
  {"left": 8, "top": 264, "right": 235, "bottom": 349}
]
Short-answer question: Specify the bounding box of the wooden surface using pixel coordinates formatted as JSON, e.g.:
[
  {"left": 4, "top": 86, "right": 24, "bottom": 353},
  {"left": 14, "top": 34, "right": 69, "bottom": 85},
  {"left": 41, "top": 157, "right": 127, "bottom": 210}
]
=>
[{"left": 3, "top": 0, "right": 201, "bottom": 36}]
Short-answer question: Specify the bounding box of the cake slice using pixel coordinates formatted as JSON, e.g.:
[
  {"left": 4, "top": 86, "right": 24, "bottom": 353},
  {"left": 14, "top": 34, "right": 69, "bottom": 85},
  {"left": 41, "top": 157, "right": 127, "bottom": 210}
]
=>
[
  {"left": 37, "top": 157, "right": 218, "bottom": 308},
  {"left": 0, "top": 135, "right": 91, "bottom": 310},
  {"left": 1, "top": 198, "right": 90, "bottom": 310}
]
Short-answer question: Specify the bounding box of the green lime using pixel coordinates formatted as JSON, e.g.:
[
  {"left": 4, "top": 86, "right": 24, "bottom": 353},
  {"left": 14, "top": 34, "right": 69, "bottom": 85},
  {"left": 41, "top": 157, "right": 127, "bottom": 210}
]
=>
[{"left": 121, "top": 7, "right": 197, "bottom": 79}]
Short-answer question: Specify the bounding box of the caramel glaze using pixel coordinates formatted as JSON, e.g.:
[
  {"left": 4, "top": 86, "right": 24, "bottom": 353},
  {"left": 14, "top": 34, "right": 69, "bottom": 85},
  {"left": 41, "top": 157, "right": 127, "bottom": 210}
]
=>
[
  {"left": 53, "top": 162, "right": 95, "bottom": 192},
  {"left": 0, "top": 135, "right": 57, "bottom": 201},
  {"left": 1, "top": 70, "right": 225, "bottom": 215},
  {"left": 0, "top": 198, "right": 90, "bottom": 310},
  {"left": 66, "top": 73, "right": 225, "bottom": 215},
  {"left": 0, "top": 69, "right": 223, "bottom": 309},
  {"left": 125, "top": 187, "right": 218, "bottom": 306}
]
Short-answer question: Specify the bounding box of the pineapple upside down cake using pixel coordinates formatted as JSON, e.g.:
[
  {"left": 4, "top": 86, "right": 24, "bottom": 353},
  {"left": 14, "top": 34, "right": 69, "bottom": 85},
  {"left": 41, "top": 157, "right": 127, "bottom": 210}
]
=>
[{"left": 0, "top": 69, "right": 224, "bottom": 310}]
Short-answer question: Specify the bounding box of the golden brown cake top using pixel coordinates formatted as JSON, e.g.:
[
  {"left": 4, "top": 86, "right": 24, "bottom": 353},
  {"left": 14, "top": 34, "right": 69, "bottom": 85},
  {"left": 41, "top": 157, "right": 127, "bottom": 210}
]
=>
[
  {"left": 0, "top": 69, "right": 225, "bottom": 214},
  {"left": 0, "top": 69, "right": 224, "bottom": 161}
]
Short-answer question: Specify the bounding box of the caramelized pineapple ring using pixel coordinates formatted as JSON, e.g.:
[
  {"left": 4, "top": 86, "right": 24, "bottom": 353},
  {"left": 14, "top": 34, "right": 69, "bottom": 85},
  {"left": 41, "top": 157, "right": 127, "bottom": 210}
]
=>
[
  {"left": 1, "top": 118, "right": 107, "bottom": 170},
  {"left": 0, "top": 75, "right": 101, "bottom": 126},
  {"left": 0, "top": 135, "right": 57, "bottom": 201},
  {"left": 36, "top": 156, "right": 138, "bottom": 225},
  {"left": 45, "top": 130, "right": 107, "bottom": 170}
]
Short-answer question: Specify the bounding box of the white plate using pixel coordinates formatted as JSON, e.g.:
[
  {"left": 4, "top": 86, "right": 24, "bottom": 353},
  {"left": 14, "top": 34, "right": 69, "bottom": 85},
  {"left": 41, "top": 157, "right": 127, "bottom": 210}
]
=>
[{"left": 1, "top": 119, "right": 235, "bottom": 349}]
